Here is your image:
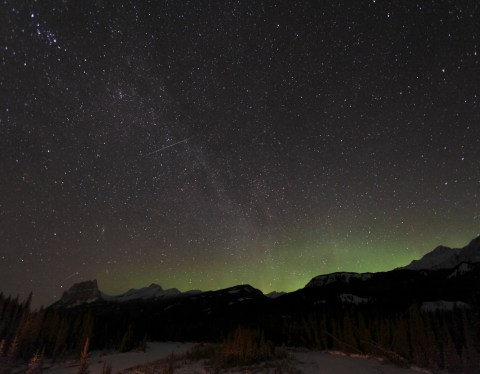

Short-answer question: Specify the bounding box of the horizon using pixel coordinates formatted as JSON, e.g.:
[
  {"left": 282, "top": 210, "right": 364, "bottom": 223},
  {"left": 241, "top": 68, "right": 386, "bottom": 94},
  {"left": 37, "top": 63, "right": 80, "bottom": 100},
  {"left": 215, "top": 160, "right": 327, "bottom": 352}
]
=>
[{"left": 7, "top": 233, "right": 479, "bottom": 309}]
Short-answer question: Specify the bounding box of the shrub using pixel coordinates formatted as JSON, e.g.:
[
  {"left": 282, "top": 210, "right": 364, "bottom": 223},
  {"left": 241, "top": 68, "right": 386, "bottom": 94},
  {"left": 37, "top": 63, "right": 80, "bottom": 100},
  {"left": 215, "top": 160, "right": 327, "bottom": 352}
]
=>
[{"left": 211, "top": 327, "right": 287, "bottom": 369}]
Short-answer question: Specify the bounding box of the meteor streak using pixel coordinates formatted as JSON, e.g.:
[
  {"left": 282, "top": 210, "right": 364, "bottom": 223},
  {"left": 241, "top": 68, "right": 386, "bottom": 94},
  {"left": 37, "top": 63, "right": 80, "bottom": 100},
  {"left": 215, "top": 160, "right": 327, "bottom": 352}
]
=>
[
  {"left": 145, "top": 138, "right": 189, "bottom": 156},
  {"left": 61, "top": 271, "right": 79, "bottom": 283}
]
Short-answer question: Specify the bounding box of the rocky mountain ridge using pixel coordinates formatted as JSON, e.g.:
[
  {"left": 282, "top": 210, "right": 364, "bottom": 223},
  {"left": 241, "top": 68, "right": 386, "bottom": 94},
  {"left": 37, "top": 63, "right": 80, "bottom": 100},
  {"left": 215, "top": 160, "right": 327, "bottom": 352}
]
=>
[
  {"left": 52, "top": 280, "right": 202, "bottom": 308},
  {"left": 53, "top": 235, "right": 480, "bottom": 309},
  {"left": 404, "top": 235, "right": 480, "bottom": 270}
]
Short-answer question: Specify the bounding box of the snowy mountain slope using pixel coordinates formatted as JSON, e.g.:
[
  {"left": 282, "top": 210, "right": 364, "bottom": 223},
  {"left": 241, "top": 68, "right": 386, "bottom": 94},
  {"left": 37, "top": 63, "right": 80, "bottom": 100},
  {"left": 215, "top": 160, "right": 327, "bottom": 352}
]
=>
[
  {"left": 448, "top": 263, "right": 474, "bottom": 278},
  {"left": 338, "top": 293, "right": 370, "bottom": 304},
  {"left": 266, "top": 291, "right": 286, "bottom": 298},
  {"left": 404, "top": 235, "right": 480, "bottom": 270},
  {"left": 306, "top": 271, "right": 373, "bottom": 288},
  {"left": 52, "top": 281, "right": 202, "bottom": 308},
  {"left": 420, "top": 300, "right": 470, "bottom": 312},
  {"left": 116, "top": 283, "right": 183, "bottom": 302}
]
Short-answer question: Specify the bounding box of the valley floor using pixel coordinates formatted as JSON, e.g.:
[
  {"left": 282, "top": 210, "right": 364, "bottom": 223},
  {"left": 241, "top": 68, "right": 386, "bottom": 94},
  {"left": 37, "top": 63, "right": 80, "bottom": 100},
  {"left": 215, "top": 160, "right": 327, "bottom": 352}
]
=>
[{"left": 42, "top": 342, "right": 430, "bottom": 374}]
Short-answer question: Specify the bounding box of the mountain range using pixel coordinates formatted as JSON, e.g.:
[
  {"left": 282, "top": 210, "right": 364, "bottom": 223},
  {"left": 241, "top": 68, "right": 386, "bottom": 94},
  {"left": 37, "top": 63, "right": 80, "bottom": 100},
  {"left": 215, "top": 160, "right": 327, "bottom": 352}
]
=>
[
  {"left": 52, "top": 235, "right": 480, "bottom": 309},
  {"left": 52, "top": 281, "right": 203, "bottom": 308}
]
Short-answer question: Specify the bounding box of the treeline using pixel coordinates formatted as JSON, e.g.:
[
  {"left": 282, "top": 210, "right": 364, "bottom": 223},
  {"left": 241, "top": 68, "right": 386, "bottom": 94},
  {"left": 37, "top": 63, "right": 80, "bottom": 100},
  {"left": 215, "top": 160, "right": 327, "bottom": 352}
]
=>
[
  {"left": 0, "top": 292, "right": 94, "bottom": 371},
  {"left": 0, "top": 291, "right": 479, "bottom": 373},
  {"left": 264, "top": 303, "right": 480, "bottom": 373}
]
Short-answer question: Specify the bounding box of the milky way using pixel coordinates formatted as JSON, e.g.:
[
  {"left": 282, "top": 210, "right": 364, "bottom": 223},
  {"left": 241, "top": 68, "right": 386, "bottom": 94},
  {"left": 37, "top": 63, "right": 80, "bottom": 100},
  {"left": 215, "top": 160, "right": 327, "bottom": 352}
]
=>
[{"left": 0, "top": 0, "right": 479, "bottom": 307}]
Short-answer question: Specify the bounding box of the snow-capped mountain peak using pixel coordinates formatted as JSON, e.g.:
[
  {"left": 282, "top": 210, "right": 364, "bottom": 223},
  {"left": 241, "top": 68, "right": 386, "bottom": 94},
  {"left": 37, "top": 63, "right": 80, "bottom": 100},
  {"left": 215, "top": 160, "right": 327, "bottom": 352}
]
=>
[{"left": 404, "top": 236, "right": 480, "bottom": 270}]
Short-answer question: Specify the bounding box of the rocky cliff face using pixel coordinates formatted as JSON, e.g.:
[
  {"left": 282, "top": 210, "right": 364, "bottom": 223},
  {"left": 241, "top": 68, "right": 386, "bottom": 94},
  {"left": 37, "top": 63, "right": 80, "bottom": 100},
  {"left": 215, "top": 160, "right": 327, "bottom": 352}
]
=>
[{"left": 53, "top": 280, "right": 103, "bottom": 308}]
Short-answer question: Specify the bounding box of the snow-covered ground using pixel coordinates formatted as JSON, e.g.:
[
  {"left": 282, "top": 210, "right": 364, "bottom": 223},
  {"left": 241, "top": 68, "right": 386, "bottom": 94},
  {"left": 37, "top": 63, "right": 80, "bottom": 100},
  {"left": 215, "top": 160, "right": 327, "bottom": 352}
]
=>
[
  {"left": 292, "top": 350, "right": 430, "bottom": 374},
  {"left": 43, "top": 342, "right": 194, "bottom": 374},
  {"left": 43, "top": 342, "right": 430, "bottom": 374}
]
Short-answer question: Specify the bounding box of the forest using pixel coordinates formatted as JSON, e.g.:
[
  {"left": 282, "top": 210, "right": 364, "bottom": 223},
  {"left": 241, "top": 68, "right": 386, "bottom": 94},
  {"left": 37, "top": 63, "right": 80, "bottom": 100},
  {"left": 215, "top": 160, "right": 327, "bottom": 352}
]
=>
[{"left": 0, "top": 285, "right": 479, "bottom": 373}]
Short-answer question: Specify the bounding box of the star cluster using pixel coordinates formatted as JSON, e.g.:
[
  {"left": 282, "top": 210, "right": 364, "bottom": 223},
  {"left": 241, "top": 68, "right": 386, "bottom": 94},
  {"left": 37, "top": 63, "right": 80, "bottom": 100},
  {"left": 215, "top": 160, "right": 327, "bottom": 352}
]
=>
[{"left": 0, "top": 0, "right": 479, "bottom": 307}]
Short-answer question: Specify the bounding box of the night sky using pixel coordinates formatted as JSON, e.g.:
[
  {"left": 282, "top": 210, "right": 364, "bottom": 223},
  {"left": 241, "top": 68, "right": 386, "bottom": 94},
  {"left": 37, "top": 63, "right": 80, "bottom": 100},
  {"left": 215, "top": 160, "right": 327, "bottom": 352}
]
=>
[{"left": 1, "top": 1, "right": 479, "bottom": 308}]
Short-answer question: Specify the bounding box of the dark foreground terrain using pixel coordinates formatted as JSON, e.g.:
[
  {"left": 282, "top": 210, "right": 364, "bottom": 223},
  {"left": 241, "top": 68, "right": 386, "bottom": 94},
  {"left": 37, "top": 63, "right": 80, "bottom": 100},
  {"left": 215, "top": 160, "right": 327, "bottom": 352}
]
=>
[{"left": 1, "top": 237, "right": 480, "bottom": 373}]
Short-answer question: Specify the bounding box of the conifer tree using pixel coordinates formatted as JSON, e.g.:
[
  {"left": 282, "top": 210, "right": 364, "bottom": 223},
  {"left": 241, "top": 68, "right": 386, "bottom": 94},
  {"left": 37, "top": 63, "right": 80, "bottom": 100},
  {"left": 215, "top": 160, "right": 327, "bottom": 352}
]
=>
[
  {"left": 23, "top": 292, "right": 33, "bottom": 311},
  {"left": 460, "top": 309, "right": 480, "bottom": 372},
  {"left": 139, "top": 334, "right": 147, "bottom": 352},
  {"left": 118, "top": 325, "right": 134, "bottom": 353},
  {"left": 53, "top": 317, "right": 70, "bottom": 359},
  {"left": 391, "top": 316, "right": 410, "bottom": 360},
  {"left": 408, "top": 305, "right": 428, "bottom": 367},
  {"left": 441, "top": 320, "right": 461, "bottom": 371},
  {"left": 101, "top": 361, "right": 112, "bottom": 374},
  {"left": 78, "top": 312, "right": 94, "bottom": 352},
  {"left": 26, "top": 349, "right": 43, "bottom": 374},
  {"left": 341, "top": 311, "right": 357, "bottom": 352},
  {"left": 0, "top": 339, "right": 6, "bottom": 374},
  {"left": 4, "top": 335, "right": 19, "bottom": 374},
  {"left": 78, "top": 338, "right": 90, "bottom": 374}
]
